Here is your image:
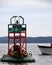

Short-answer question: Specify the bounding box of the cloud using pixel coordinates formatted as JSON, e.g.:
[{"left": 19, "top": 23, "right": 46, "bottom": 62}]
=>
[
  {"left": 36, "top": 0, "right": 52, "bottom": 2},
  {"left": 0, "top": 0, "right": 52, "bottom": 8}
]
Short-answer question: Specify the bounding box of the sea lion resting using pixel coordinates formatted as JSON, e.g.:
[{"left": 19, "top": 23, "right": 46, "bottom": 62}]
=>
[{"left": 9, "top": 45, "right": 28, "bottom": 58}]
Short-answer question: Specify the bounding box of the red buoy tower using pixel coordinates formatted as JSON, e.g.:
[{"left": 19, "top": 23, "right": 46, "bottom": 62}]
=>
[{"left": 8, "top": 16, "right": 27, "bottom": 55}]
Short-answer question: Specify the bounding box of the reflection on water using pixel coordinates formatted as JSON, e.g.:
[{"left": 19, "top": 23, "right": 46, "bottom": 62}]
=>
[
  {"left": 8, "top": 63, "right": 27, "bottom": 65},
  {"left": 0, "top": 62, "right": 27, "bottom": 65}
]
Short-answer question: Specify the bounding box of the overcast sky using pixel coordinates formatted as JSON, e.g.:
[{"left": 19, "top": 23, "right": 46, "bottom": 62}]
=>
[{"left": 0, "top": 0, "right": 52, "bottom": 37}]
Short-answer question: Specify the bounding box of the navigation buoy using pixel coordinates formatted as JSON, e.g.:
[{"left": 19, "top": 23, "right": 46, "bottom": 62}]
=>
[{"left": 0, "top": 16, "right": 35, "bottom": 63}]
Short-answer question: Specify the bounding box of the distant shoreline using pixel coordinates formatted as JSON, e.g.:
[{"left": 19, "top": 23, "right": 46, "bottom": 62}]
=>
[{"left": 0, "top": 36, "right": 52, "bottom": 43}]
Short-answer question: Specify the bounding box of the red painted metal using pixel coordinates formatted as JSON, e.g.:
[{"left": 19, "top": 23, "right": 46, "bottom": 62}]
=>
[{"left": 8, "top": 31, "right": 26, "bottom": 55}]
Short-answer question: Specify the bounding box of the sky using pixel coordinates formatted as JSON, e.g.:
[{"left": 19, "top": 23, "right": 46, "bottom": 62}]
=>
[{"left": 0, "top": 0, "right": 52, "bottom": 37}]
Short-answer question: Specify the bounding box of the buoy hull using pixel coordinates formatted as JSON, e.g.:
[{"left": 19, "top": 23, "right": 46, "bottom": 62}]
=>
[{"left": 0, "top": 54, "right": 35, "bottom": 63}]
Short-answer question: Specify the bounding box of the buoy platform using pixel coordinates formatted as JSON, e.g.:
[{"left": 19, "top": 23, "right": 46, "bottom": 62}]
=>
[{"left": 0, "top": 54, "right": 35, "bottom": 63}]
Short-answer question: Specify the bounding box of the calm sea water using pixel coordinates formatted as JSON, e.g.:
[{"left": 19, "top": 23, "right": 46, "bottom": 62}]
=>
[{"left": 0, "top": 43, "right": 52, "bottom": 65}]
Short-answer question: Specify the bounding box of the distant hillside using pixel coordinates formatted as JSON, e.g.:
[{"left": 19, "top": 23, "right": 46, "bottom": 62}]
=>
[{"left": 0, "top": 36, "right": 52, "bottom": 43}]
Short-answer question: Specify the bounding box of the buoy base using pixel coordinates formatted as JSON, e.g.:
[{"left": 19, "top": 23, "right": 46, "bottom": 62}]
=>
[{"left": 0, "top": 54, "right": 35, "bottom": 63}]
